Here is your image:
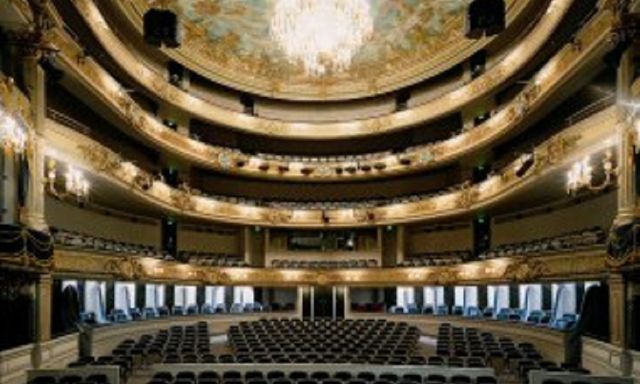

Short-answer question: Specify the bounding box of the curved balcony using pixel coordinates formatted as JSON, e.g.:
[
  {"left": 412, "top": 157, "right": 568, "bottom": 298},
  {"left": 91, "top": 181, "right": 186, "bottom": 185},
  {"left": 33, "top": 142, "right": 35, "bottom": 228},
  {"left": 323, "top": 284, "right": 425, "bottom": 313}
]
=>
[
  {"left": 101, "top": 0, "right": 532, "bottom": 101},
  {"left": 58, "top": 0, "right": 577, "bottom": 139},
  {"left": 37, "top": 246, "right": 608, "bottom": 287},
  {"left": 43, "top": 105, "right": 617, "bottom": 227},
  {"left": 47, "top": 7, "right": 615, "bottom": 181}
]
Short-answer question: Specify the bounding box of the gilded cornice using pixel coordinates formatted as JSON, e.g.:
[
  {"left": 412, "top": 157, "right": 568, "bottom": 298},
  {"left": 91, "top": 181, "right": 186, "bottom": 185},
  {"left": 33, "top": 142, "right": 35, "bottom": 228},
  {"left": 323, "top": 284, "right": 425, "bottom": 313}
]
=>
[
  {"left": 44, "top": 106, "right": 616, "bottom": 228},
  {"left": 62, "top": 0, "right": 579, "bottom": 139},
  {"left": 46, "top": 8, "right": 615, "bottom": 181},
  {"left": 112, "top": 0, "right": 527, "bottom": 101},
  {"left": 46, "top": 248, "right": 611, "bottom": 286}
]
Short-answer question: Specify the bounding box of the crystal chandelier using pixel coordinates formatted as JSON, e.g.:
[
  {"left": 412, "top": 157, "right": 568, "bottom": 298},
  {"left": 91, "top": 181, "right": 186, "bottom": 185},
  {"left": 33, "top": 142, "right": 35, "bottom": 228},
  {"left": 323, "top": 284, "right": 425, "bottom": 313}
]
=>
[
  {"left": 0, "top": 107, "right": 27, "bottom": 154},
  {"left": 270, "top": 0, "right": 374, "bottom": 76}
]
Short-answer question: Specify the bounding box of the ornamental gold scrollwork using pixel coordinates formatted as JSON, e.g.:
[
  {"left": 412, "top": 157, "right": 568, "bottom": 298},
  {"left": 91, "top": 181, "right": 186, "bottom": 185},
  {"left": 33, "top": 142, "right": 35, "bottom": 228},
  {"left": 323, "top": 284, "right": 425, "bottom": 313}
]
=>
[
  {"left": 535, "top": 134, "right": 581, "bottom": 172},
  {"left": 314, "top": 272, "right": 330, "bottom": 286},
  {"left": 258, "top": 120, "right": 284, "bottom": 136},
  {"left": 455, "top": 185, "right": 479, "bottom": 209},
  {"left": 132, "top": 171, "right": 154, "bottom": 191},
  {"left": 430, "top": 268, "right": 459, "bottom": 286},
  {"left": 105, "top": 257, "right": 144, "bottom": 280},
  {"left": 198, "top": 269, "right": 231, "bottom": 285},
  {"left": 514, "top": 83, "right": 542, "bottom": 118},
  {"left": 502, "top": 257, "right": 550, "bottom": 282},
  {"left": 77, "top": 144, "right": 122, "bottom": 175},
  {"left": 170, "top": 188, "right": 196, "bottom": 211},
  {"left": 352, "top": 208, "right": 375, "bottom": 223},
  {"left": 267, "top": 209, "right": 294, "bottom": 225}
]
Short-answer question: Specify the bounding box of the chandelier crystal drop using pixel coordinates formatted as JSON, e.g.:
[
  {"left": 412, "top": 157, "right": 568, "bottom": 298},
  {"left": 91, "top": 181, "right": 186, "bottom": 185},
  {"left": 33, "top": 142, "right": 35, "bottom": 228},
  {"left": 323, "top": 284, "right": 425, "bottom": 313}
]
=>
[{"left": 270, "top": 0, "right": 374, "bottom": 76}]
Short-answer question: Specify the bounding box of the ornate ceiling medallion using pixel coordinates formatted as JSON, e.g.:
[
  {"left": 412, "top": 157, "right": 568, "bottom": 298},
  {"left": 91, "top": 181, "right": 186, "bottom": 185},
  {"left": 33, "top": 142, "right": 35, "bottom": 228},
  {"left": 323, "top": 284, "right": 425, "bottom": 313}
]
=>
[{"left": 270, "top": 0, "right": 374, "bottom": 76}]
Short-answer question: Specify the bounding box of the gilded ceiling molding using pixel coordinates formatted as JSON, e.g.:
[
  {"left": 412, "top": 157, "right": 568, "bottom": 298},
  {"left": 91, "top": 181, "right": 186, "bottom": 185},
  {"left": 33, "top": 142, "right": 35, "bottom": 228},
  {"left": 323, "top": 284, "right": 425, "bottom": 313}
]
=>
[
  {"left": 47, "top": 248, "right": 612, "bottom": 286},
  {"left": 111, "top": 0, "right": 527, "bottom": 101},
  {"left": 44, "top": 106, "right": 615, "bottom": 228},
  {"left": 62, "top": 0, "right": 578, "bottom": 139},
  {"left": 46, "top": 8, "right": 614, "bottom": 182}
]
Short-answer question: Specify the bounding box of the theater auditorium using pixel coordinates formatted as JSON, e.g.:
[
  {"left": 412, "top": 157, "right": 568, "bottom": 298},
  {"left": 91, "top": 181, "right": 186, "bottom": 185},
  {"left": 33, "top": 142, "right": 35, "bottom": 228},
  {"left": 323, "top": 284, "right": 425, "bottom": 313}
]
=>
[{"left": 0, "top": 1, "right": 639, "bottom": 384}]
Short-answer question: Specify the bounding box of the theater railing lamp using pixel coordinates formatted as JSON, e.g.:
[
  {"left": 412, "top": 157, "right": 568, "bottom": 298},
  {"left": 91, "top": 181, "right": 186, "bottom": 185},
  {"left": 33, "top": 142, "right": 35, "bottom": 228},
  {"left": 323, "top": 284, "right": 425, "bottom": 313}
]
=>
[
  {"left": 566, "top": 151, "right": 616, "bottom": 195},
  {"left": 0, "top": 106, "right": 27, "bottom": 155},
  {"left": 46, "top": 159, "right": 90, "bottom": 201}
]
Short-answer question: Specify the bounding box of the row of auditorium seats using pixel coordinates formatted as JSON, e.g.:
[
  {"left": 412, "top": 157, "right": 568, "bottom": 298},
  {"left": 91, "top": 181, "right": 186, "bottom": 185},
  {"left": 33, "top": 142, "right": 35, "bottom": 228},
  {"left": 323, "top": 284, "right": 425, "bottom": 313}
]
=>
[
  {"left": 186, "top": 252, "right": 248, "bottom": 267},
  {"left": 80, "top": 302, "right": 278, "bottom": 325},
  {"left": 397, "top": 227, "right": 604, "bottom": 268},
  {"left": 227, "top": 319, "right": 421, "bottom": 365},
  {"left": 270, "top": 259, "right": 378, "bottom": 269},
  {"left": 201, "top": 182, "right": 470, "bottom": 211},
  {"left": 30, "top": 374, "right": 111, "bottom": 384},
  {"left": 436, "top": 324, "right": 590, "bottom": 381},
  {"left": 52, "top": 228, "right": 175, "bottom": 261},
  {"left": 353, "top": 305, "right": 578, "bottom": 330},
  {"left": 52, "top": 228, "right": 244, "bottom": 266},
  {"left": 148, "top": 370, "right": 498, "bottom": 384},
  {"left": 478, "top": 227, "right": 605, "bottom": 260},
  {"left": 51, "top": 226, "right": 605, "bottom": 269},
  {"left": 397, "top": 251, "right": 471, "bottom": 267}
]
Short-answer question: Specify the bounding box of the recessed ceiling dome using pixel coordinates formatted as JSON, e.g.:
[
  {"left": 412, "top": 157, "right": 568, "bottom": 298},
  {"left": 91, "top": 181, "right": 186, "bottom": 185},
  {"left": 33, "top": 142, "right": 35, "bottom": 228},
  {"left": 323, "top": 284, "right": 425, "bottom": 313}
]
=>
[{"left": 122, "top": 0, "right": 520, "bottom": 100}]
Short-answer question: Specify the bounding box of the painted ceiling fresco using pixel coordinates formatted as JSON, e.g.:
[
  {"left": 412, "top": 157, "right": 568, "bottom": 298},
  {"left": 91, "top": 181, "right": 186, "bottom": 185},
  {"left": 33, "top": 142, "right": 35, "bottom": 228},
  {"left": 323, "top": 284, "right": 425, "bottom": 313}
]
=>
[{"left": 135, "top": 0, "right": 518, "bottom": 99}]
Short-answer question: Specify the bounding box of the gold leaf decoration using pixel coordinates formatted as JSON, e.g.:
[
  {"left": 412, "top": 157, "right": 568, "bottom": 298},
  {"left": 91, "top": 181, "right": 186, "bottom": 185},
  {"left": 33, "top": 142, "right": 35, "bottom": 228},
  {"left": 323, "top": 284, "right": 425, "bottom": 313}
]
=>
[
  {"left": 267, "top": 209, "right": 294, "bottom": 224},
  {"left": 105, "top": 257, "right": 144, "bottom": 280},
  {"left": 77, "top": 144, "right": 122, "bottom": 175},
  {"left": 455, "top": 185, "right": 479, "bottom": 209},
  {"left": 170, "top": 189, "right": 195, "bottom": 211},
  {"left": 503, "top": 257, "right": 550, "bottom": 282}
]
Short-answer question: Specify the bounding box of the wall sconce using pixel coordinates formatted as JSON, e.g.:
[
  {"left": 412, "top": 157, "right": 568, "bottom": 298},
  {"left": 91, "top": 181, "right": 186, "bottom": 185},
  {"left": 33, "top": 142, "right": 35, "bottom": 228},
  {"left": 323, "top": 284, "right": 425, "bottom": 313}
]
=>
[
  {"left": 46, "top": 160, "right": 90, "bottom": 201},
  {"left": 566, "top": 151, "right": 616, "bottom": 195},
  {"left": 0, "top": 107, "right": 27, "bottom": 154}
]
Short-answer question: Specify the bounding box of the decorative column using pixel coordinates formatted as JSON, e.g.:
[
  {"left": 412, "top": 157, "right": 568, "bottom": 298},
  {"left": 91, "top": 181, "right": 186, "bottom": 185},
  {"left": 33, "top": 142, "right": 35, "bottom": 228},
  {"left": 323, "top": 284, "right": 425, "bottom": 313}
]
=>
[
  {"left": 263, "top": 228, "right": 271, "bottom": 268},
  {"left": 614, "top": 48, "right": 636, "bottom": 226},
  {"left": 243, "top": 226, "right": 252, "bottom": 264},
  {"left": 344, "top": 287, "right": 351, "bottom": 318},
  {"left": 35, "top": 274, "right": 52, "bottom": 343},
  {"left": 609, "top": 273, "right": 626, "bottom": 348},
  {"left": 20, "top": 56, "right": 47, "bottom": 231},
  {"left": 396, "top": 225, "right": 406, "bottom": 264},
  {"left": 605, "top": 39, "right": 636, "bottom": 376}
]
